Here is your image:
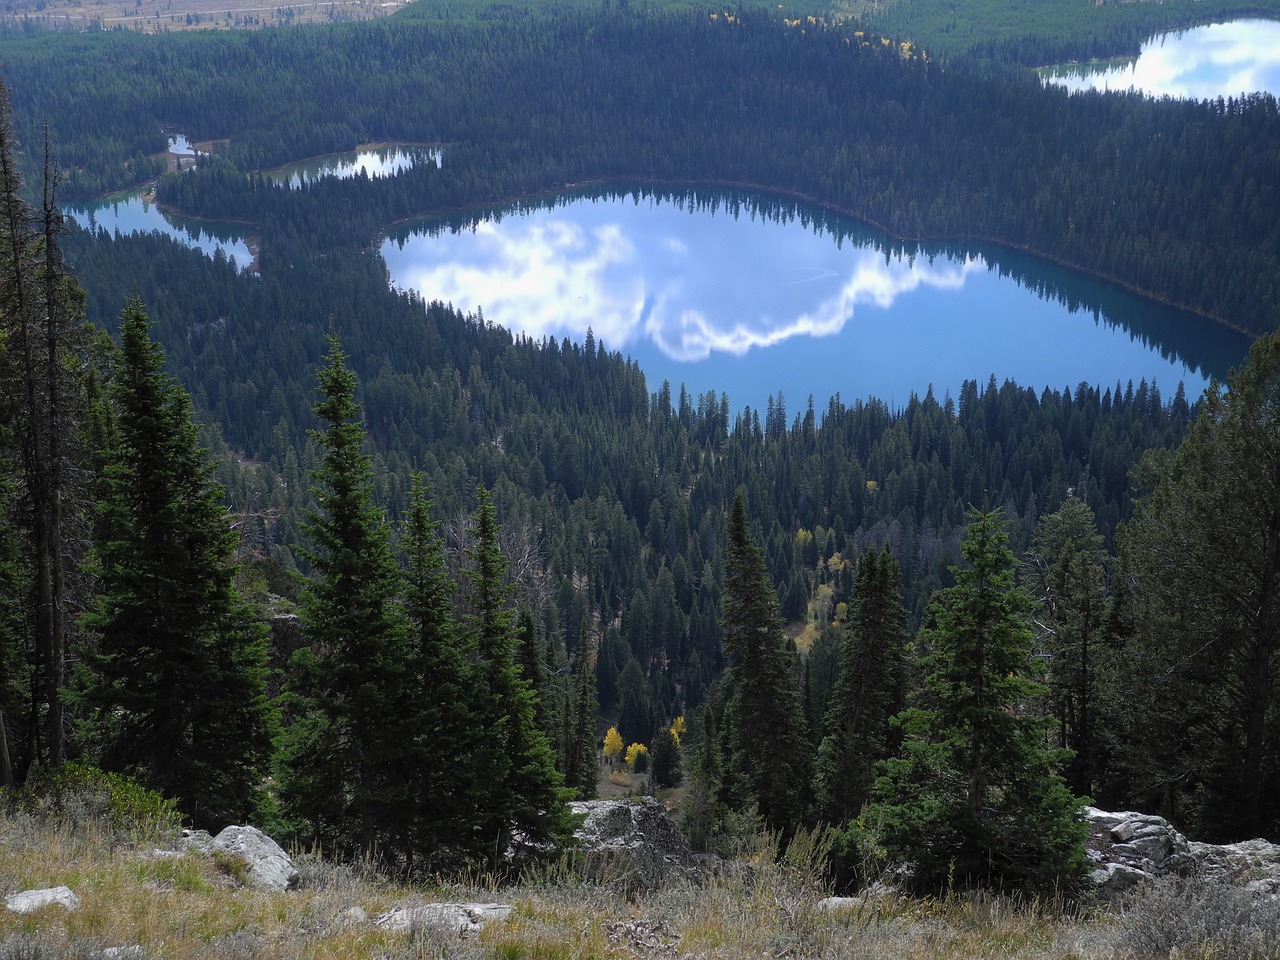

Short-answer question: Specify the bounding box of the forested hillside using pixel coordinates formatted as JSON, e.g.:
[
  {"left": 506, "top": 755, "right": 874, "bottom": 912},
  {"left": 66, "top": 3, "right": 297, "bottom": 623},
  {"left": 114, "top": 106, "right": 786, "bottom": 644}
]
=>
[{"left": 2, "top": 0, "right": 1280, "bottom": 884}]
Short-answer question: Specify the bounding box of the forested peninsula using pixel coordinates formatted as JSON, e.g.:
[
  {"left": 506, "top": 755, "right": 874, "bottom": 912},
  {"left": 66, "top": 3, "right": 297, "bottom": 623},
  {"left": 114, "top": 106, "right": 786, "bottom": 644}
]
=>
[{"left": 1, "top": 0, "right": 1280, "bottom": 929}]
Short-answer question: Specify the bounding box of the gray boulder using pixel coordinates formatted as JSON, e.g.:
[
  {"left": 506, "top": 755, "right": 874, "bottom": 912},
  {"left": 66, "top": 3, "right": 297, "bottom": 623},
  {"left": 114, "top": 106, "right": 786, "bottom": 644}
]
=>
[
  {"left": 4, "top": 885, "right": 80, "bottom": 913},
  {"left": 570, "top": 798, "right": 699, "bottom": 890},
  {"left": 1084, "top": 807, "right": 1280, "bottom": 901},
  {"left": 376, "top": 902, "right": 512, "bottom": 935},
  {"left": 211, "top": 825, "right": 300, "bottom": 892}
]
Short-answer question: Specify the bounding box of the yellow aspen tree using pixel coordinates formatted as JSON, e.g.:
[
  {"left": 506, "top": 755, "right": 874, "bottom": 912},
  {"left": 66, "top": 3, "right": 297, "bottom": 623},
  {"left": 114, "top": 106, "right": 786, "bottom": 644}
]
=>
[{"left": 603, "top": 726, "right": 623, "bottom": 764}]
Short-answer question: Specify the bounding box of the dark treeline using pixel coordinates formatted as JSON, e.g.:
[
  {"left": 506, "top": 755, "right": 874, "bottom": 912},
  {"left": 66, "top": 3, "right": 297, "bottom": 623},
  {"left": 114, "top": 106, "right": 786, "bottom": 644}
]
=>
[{"left": 2, "top": 12, "right": 1278, "bottom": 335}]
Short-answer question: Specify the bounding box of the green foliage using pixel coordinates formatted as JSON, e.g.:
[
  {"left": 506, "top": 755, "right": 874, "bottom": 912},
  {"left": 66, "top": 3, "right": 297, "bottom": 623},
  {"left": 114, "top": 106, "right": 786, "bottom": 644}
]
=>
[
  {"left": 465, "top": 485, "right": 575, "bottom": 865},
  {"left": 277, "top": 334, "right": 417, "bottom": 860},
  {"left": 1117, "top": 330, "right": 1280, "bottom": 841},
  {"left": 856, "top": 0, "right": 1280, "bottom": 63},
  {"left": 9, "top": 761, "right": 180, "bottom": 838},
  {"left": 814, "top": 544, "right": 908, "bottom": 825},
  {"left": 650, "top": 724, "right": 682, "bottom": 789},
  {"left": 400, "top": 472, "right": 485, "bottom": 871},
  {"left": 1024, "top": 498, "right": 1110, "bottom": 797},
  {"left": 720, "top": 492, "right": 812, "bottom": 835},
  {"left": 683, "top": 703, "right": 724, "bottom": 851},
  {"left": 76, "top": 298, "right": 275, "bottom": 830},
  {"left": 562, "top": 633, "right": 600, "bottom": 799},
  {"left": 870, "top": 510, "right": 1087, "bottom": 895}
]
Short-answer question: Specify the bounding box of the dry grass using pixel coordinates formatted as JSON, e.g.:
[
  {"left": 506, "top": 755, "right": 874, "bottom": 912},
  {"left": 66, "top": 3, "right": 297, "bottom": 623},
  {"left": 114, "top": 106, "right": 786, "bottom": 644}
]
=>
[
  {"left": 0, "top": 0, "right": 402, "bottom": 35},
  {"left": 2, "top": 805, "right": 1276, "bottom": 960}
]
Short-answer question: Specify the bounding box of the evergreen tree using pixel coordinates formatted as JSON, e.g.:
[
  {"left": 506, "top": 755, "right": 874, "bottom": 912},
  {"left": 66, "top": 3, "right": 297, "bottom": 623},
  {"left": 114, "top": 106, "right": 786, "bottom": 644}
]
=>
[
  {"left": 0, "top": 87, "right": 90, "bottom": 771},
  {"left": 870, "top": 509, "right": 1086, "bottom": 895},
  {"left": 563, "top": 628, "right": 599, "bottom": 799},
  {"left": 401, "top": 472, "right": 479, "bottom": 871},
  {"left": 1119, "top": 331, "right": 1280, "bottom": 841},
  {"left": 1025, "top": 498, "right": 1108, "bottom": 797},
  {"left": 651, "top": 723, "right": 683, "bottom": 789},
  {"left": 277, "top": 335, "right": 413, "bottom": 859},
  {"left": 0, "top": 473, "right": 25, "bottom": 787},
  {"left": 719, "top": 491, "right": 811, "bottom": 834},
  {"left": 77, "top": 299, "right": 273, "bottom": 828},
  {"left": 814, "top": 544, "right": 907, "bottom": 825},
  {"left": 465, "top": 485, "right": 572, "bottom": 865},
  {"left": 684, "top": 703, "right": 723, "bottom": 850}
]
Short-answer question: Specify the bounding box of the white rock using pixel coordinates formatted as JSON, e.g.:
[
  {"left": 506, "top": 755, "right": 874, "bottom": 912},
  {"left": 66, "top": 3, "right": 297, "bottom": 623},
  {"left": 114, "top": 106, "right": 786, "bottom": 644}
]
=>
[
  {"left": 211, "top": 825, "right": 299, "bottom": 892},
  {"left": 97, "top": 947, "right": 144, "bottom": 959},
  {"left": 1090, "top": 862, "right": 1154, "bottom": 899},
  {"left": 376, "top": 902, "right": 512, "bottom": 935},
  {"left": 5, "top": 885, "right": 80, "bottom": 913}
]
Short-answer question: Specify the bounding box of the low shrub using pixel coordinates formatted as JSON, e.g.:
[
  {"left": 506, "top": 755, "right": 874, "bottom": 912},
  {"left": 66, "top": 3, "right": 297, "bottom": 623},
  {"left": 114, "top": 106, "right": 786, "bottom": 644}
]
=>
[
  {"left": 1116, "top": 878, "right": 1280, "bottom": 959},
  {"left": 5, "top": 761, "right": 180, "bottom": 841}
]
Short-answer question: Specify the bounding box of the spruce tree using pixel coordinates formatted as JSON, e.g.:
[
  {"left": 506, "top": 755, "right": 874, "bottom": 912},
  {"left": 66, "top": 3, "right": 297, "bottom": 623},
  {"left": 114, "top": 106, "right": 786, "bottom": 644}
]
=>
[
  {"left": 277, "top": 335, "right": 414, "bottom": 859},
  {"left": 78, "top": 299, "right": 273, "bottom": 828},
  {"left": 563, "top": 630, "right": 600, "bottom": 799},
  {"left": 401, "top": 473, "right": 480, "bottom": 870},
  {"left": 465, "top": 486, "right": 572, "bottom": 864},
  {"left": 1025, "top": 498, "right": 1108, "bottom": 797},
  {"left": 870, "top": 509, "right": 1086, "bottom": 895},
  {"left": 0, "top": 88, "right": 90, "bottom": 770},
  {"left": 684, "top": 703, "right": 724, "bottom": 850},
  {"left": 1119, "top": 330, "right": 1280, "bottom": 840},
  {"left": 814, "top": 544, "right": 907, "bottom": 825},
  {"left": 651, "top": 724, "right": 683, "bottom": 789},
  {"left": 719, "top": 491, "right": 811, "bottom": 834}
]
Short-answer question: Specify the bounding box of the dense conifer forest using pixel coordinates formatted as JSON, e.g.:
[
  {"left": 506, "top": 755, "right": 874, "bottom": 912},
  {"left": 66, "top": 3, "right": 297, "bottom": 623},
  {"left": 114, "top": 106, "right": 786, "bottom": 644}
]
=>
[{"left": 1, "top": 0, "right": 1280, "bottom": 888}]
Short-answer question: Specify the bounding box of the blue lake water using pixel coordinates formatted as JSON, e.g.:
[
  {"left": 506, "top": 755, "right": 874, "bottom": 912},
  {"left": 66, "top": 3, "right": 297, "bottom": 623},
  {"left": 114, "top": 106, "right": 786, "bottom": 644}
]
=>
[
  {"left": 262, "top": 144, "right": 442, "bottom": 189},
  {"left": 382, "top": 189, "right": 1251, "bottom": 413},
  {"left": 1042, "top": 19, "right": 1280, "bottom": 100},
  {"left": 63, "top": 145, "right": 443, "bottom": 272},
  {"left": 65, "top": 193, "right": 255, "bottom": 272}
]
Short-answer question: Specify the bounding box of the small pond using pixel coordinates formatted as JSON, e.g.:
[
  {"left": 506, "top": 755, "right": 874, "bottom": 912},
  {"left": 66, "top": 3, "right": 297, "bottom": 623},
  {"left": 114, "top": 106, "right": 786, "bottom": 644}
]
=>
[
  {"left": 263, "top": 144, "right": 442, "bottom": 189},
  {"left": 64, "top": 193, "right": 255, "bottom": 273}
]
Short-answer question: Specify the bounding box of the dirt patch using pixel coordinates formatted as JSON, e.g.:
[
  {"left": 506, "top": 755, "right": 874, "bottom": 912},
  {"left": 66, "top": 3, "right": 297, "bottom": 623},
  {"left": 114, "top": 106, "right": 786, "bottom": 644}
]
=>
[{"left": 3, "top": 0, "right": 406, "bottom": 34}]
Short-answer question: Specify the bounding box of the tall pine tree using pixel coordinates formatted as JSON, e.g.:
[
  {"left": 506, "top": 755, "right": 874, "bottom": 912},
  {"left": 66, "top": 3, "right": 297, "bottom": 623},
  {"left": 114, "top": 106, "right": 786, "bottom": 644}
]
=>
[
  {"left": 814, "top": 544, "right": 907, "bottom": 825},
  {"left": 78, "top": 299, "right": 273, "bottom": 828},
  {"left": 400, "top": 472, "right": 481, "bottom": 871},
  {"left": 719, "top": 491, "right": 811, "bottom": 835},
  {"left": 1119, "top": 330, "right": 1280, "bottom": 841},
  {"left": 870, "top": 509, "right": 1085, "bottom": 894},
  {"left": 277, "top": 335, "right": 414, "bottom": 859},
  {"left": 464, "top": 486, "right": 573, "bottom": 865}
]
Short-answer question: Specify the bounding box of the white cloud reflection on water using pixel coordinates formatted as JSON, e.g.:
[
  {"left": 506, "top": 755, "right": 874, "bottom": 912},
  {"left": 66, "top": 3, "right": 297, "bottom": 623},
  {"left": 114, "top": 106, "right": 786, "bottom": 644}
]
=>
[
  {"left": 643, "top": 251, "right": 980, "bottom": 361},
  {"left": 384, "top": 215, "right": 982, "bottom": 363},
  {"left": 1046, "top": 19, "right": 1280, "bottom": 100}
]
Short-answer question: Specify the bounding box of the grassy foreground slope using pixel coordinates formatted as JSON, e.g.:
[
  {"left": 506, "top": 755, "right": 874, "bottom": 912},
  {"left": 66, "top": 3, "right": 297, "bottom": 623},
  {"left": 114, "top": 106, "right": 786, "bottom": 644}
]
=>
[{"left": 3, "top": 798, "right": 1280, "bottom": 960}]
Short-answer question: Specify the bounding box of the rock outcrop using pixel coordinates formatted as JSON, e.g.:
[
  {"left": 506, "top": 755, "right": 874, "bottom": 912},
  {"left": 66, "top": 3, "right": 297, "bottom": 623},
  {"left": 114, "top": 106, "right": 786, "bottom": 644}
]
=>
[
  {"left": 570, "top": 798, "right": 700, "bottom": 889},
  {"left": 1085, "top": 806, "right": 1280, "bottom": 900}
]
